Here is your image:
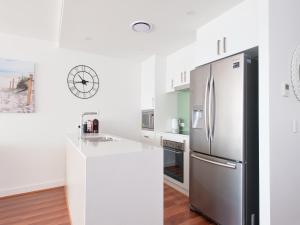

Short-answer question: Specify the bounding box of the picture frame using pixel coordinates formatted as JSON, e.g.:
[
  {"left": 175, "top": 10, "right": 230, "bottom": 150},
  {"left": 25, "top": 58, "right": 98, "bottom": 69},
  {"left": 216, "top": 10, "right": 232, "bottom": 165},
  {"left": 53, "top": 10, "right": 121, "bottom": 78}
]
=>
[{"left": 0, "top": 58, "right": 35, "bottom": 113}]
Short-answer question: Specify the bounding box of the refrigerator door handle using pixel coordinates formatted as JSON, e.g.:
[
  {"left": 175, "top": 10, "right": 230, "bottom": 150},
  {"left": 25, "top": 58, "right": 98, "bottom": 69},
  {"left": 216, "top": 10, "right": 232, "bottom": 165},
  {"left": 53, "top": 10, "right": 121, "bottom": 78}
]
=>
[
  {"left": 204, "top": 75, "right": 211, "bottom": 141},
  {"left": 191, "top": 154, "right": 236, "bottom": 169},
  {"left": 209, "top": 77, "right": 216, "bottom": 140}
]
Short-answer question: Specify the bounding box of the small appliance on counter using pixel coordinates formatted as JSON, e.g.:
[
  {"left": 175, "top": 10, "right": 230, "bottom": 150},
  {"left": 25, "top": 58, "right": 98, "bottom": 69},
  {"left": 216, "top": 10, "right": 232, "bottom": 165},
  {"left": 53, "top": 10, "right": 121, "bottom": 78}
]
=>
[
  {"left": 170, "top": 118, "right": 186, "bottom": 134},
  {"left": 171, "top": 118, "right": 179, "bottom": 134},
  {"left": 79, "top": 112, "right": 99, "bottom": 138},
  {"left": 83, "top": 119, "right": 99, "bottom": 133},
  {"left": 93, "top": 119, "right": 99, "bottom": 133}
]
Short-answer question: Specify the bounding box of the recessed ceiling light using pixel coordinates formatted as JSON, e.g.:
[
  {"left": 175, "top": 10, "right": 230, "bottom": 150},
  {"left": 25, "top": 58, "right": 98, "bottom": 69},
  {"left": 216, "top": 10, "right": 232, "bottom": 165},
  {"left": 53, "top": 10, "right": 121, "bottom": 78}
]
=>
[{"left": 130, "top": 21, "right": 153, "bottom": 33}]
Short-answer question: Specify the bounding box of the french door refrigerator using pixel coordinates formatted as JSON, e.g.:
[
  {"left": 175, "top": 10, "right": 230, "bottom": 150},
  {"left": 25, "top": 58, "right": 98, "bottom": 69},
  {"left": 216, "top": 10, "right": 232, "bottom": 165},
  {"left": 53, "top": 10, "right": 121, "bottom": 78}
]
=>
[{"left": 189, "top": 53, "right": 259, "bottom": 225}]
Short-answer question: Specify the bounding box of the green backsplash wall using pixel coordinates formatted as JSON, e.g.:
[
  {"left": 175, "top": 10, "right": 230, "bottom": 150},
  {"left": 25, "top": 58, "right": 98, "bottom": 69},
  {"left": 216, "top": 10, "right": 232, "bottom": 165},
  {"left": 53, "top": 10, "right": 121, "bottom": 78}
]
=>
[{"left": 177, "top": 90, "right": 190, "bottom": 133}]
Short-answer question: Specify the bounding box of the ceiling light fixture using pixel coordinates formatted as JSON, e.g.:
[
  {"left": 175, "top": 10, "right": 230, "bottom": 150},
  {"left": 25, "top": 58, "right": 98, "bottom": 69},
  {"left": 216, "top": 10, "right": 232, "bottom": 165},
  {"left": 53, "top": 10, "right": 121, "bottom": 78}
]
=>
[{"left": 130, "top": 21, "right": 153, "bottom": 33}]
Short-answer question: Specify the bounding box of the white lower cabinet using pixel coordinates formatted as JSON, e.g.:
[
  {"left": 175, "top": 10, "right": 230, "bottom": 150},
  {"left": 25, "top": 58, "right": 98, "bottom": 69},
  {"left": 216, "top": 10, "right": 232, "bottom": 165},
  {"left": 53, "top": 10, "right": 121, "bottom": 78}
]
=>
[{"left": 141, "top": 130, "right": 160, "bottom": 146}]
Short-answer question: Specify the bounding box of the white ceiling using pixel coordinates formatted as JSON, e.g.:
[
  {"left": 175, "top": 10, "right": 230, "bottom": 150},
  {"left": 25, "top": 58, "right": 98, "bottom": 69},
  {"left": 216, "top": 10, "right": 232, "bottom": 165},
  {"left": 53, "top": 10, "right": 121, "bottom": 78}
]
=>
[
  {"left": 59, "top": 0, "right": 243, "bottom": 59},
  {"left": 0, "top": 0, "right": 63, "bottom": 41},
  {"left": 0, "top": 0, "right": 243, "bottom": 59}
]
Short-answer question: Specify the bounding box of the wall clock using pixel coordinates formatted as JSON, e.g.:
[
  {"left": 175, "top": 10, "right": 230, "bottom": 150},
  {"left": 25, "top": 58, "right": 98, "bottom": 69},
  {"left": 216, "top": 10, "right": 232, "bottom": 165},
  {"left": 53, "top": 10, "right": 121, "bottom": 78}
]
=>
[
  {"left": 67, "top": 65, "right": 99, "bottom": 99},
  {"left": 291, "top": 46, "right": 300, "bottom": 101}
]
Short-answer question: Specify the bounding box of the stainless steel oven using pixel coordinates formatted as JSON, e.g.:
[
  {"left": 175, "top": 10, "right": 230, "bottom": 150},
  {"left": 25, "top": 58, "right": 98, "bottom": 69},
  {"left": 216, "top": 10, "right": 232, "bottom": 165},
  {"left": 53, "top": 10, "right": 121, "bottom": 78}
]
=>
[
  {"left": 163, "top": 139, "right": 185, "bottom": 183},
  {"left": 142, "top": 109, "right": 154, "bottom": 130}
]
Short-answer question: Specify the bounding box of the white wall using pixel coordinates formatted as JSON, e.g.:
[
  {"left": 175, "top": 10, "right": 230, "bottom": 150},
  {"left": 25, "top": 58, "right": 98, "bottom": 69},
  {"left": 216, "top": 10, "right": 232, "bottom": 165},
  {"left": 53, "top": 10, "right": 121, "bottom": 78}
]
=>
[
  {"left": 259, "top": 0, "right": 300, "bottom": 224},
  {"left": 0, "top": 34, "right": 141, "bottom": 197},
  {"left": 269, "top": 0, "right": 300, "bottom": 224}
]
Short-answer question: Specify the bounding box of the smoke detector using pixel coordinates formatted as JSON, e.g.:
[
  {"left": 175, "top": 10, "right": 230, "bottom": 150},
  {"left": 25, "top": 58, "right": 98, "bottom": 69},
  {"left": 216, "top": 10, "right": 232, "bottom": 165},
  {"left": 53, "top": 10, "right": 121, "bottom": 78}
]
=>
[{"left": 131, "top": 21, "right": 153, "bottom": 33}]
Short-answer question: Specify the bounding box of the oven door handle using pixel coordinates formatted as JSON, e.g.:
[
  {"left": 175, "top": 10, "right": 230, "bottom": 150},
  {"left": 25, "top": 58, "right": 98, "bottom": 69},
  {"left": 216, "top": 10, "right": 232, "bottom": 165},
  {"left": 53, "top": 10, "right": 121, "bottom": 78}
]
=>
[{"left": 164, "top": 147, "right": 183, "bottom": 154}]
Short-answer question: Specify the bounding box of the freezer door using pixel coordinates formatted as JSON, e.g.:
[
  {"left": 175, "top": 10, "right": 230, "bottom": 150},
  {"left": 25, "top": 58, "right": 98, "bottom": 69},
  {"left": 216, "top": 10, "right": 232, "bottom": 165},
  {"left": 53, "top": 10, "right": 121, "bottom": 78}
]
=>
[
  {"left": 189, "top": 152, "right": 243, "bottom": 225},
  {"left": 190, "top": 64, "right": 211, "bottom": 155},
  {"left": 210, "top": 54, "right": 245, "bottom": 161}
]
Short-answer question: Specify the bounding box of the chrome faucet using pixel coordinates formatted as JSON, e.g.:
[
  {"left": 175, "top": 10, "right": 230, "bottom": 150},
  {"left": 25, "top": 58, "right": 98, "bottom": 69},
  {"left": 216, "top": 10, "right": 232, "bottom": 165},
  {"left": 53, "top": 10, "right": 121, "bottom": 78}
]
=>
[{"left": 79, "top": 111, "right": 98, "bottom": 138}]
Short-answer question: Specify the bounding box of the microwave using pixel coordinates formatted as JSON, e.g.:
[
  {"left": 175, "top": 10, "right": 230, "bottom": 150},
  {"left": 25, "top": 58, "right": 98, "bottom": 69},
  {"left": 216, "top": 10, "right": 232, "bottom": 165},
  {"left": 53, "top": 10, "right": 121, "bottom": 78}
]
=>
[{"left": 142, "top": 109, "right": 154, "bottom": 130}]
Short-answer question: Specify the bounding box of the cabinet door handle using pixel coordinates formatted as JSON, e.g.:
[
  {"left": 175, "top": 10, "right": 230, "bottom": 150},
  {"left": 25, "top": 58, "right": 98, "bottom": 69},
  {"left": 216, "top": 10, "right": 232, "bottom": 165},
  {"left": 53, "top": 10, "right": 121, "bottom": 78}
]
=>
[
  {"left": 184, "top": 71, "right": 186, "bottom": 82},
  {"left": 217, "top": 40, "right": 221, "bottom": 55},
  {"left": 223, "top": 37, "right": 227, "bottom": 53},
  {"left": 171, "top": 79, "right": 174, "bottom": 88},
  {"left": 181, "top": 72, "right": 183, "bottom": 83}
]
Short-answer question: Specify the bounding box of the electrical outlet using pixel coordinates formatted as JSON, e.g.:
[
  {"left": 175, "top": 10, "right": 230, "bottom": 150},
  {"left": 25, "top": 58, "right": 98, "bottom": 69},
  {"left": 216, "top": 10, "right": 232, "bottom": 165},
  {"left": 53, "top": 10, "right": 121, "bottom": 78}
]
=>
[
  {"left": 292, "top": 120, "right": 298, "bottom": 133},
  {"left": 281, "top": 82, "right": 290, "bottom": 97}
]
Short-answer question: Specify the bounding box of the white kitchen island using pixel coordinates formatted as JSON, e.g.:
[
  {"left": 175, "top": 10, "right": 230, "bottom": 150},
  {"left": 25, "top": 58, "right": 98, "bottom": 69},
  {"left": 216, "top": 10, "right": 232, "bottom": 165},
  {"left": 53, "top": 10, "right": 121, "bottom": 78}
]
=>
[{"left": 65, "top": 134, "right": 163, "bottom": 225}]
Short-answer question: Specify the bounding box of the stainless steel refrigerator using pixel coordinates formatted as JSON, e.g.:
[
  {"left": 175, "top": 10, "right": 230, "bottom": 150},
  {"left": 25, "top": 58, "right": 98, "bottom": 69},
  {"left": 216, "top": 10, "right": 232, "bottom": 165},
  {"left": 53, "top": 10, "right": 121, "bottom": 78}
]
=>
[{"left": 189, "top": 52, "right": 259, "bottom": 225}]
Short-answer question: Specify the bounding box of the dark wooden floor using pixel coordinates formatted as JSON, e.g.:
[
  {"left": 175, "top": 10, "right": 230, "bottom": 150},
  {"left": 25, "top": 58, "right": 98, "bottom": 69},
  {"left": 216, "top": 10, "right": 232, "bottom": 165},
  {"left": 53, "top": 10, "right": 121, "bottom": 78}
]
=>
[
  {"left": 0, "top": 187, "right": 70, "bottom": 225},
  {"left": 0, "top": 185, "right": 212, "bottom": 225},
  {"left": 164, "top": 184, "right": 213, "bottom": 225}
]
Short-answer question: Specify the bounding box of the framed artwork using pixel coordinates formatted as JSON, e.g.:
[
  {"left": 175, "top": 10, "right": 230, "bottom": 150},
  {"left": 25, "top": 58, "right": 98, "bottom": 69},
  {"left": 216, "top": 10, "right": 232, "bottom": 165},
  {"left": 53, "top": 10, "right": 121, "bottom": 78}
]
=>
[{"left": 0, "top": 58, "right": 35, "bottom": 113}]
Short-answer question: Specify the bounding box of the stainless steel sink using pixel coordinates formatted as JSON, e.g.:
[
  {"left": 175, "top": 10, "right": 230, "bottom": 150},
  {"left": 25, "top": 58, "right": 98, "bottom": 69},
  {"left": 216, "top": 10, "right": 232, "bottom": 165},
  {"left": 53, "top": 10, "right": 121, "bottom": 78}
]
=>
[{"left": 82, "top": 135, "right": 116, "bottom": 142}]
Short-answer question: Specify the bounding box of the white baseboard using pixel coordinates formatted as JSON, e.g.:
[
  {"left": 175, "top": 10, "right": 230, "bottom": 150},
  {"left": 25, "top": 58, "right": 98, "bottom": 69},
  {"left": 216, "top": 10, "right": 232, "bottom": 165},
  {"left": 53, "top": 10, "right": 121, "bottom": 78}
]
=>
[
  {"left": 164, "top": 178, "right": 189, "bottom": 196},
  {"left": 0, "top": 179, "right": 65, "bottom": 198}
]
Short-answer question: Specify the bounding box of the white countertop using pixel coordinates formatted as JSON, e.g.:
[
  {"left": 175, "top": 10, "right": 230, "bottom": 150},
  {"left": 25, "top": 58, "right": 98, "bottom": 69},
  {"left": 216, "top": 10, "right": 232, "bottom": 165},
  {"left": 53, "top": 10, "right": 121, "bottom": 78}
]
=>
[{"left": 66, "top": 133, "right": 162, "bottom": 158}]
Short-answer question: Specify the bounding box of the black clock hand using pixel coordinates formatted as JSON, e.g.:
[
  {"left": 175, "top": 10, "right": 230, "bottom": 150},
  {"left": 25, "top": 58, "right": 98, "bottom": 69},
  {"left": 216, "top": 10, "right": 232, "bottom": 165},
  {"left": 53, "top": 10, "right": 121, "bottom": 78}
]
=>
[
  {"left": 74, "top": 80, "right": 89, "bottom": 85},
  {"left": 78, "top": 74, "right": 84, "bottom": 81}
]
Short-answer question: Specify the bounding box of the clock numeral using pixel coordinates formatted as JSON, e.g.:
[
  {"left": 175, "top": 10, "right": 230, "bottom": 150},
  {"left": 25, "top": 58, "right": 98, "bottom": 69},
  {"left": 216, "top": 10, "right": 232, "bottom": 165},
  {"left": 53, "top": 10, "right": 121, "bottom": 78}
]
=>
[
  {"left": 67, "top": 79, "right": 74, "bottom": 83},
  {"left": 91, "top": 88, "right": 97, "bottom": 94},
  {"left": 70, "top": 86, "right": 76, "bottom": 93},
  {"left": 85, "top": 92, "right": 90, "bottom": 98},
  {"left": 78, "top": 92, "right": 83, "bottom": 98}
]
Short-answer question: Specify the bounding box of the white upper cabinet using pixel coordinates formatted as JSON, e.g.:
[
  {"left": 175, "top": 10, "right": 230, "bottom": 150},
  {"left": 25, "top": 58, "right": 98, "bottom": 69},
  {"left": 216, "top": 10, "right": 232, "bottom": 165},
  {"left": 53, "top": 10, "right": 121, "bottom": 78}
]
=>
[
  {"left": 166, "top": 53, "right": 177, "bottom": 93},
  {"left": 195, "top": 0, "right": 258, "bottom": 67},
  {"left": 141, "top": 56, "right": 156, "bottom": 109},
  {"left": 166, "top": 43, "right": 195, "bottom": 93}
]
